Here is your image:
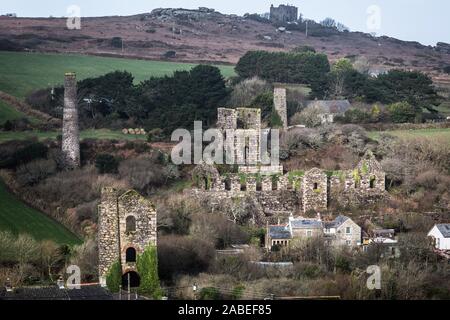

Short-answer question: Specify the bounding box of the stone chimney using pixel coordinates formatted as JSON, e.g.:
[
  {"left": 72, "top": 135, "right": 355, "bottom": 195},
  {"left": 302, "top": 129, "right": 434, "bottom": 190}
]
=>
[
  {"left": 62, "top": 72, "right": 80, "bottom": 169},
  {"left": 273, "top": 86, "right": 288, "bottom": 129}
]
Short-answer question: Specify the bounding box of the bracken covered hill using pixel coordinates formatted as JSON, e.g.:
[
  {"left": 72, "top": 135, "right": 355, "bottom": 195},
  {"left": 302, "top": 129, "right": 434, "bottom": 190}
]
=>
[{"left": 1, "top": 7, "right": 450, "bottom": 85}]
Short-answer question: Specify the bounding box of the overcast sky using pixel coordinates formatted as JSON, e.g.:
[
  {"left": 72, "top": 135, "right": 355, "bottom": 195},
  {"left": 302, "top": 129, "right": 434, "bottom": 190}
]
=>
[{"left": 2, "top": 0, "right": 448, "bottom": 46}]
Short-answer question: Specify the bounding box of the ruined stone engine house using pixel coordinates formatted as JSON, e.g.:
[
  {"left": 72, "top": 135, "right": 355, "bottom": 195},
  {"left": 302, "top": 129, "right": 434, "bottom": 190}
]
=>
[
  {"left": 190, "top": 107, "right": 386, "bottom": 224},
  {"left": 98, "top": 188, "right": 157, "bottom": 288}
]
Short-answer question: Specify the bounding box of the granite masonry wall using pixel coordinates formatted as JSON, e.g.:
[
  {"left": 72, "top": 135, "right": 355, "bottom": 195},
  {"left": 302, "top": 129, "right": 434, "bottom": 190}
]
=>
[
  {"left": 98, "top": 188, "right": 157, "bottom": 286},
  {"left": 190, "top": 152, "right": 386, "bottom": 226},
  {"left": 273, "top": 87, "right": 288, "bottom": 129}
]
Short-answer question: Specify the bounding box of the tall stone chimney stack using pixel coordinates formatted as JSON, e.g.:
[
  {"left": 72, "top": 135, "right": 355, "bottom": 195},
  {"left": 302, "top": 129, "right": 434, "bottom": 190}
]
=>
[
  {"left": 62, "top": 72, "right": 80, "bottom": 169},
  {"left": 273, "top": 86, "right": 288, "bottom": 129}
]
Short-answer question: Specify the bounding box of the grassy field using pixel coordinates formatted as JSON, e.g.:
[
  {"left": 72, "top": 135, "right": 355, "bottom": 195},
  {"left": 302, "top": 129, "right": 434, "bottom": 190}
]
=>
[
  {"left": 0, "top": 51, "right": 236, "bottom": 99},
  {"left": 368, "top": 128, "right": 450, "bottom": 144},
  {"left": 0, "top": 100, "right": 28, "bottom": 125},
  {"left": 0, "top": 180, "right": 81, "bottom": 245},
  {"left": 0, "top": 128, "right": 148, "bottom": 143}
]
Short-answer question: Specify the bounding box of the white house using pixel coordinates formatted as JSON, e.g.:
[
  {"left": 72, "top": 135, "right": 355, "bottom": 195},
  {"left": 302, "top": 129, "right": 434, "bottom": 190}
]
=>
[{"left": 428, "top": 224, "right": 450, "bottom": 251}]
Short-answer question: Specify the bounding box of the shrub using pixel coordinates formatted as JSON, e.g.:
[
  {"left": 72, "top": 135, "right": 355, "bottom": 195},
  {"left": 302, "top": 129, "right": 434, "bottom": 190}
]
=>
[
  {"left": 16, "top": 159, "right": 57, "bottom": 186},
  {"left": 387, "top": 101, "right": 419, "bottom": 123},
  {"left": 443, "top": 65, "right": 450, "bottom": 74},
  {"left": 199, "top": 287, "right": 221, "bottom": 300},
  {"left": 110, "top": 37, "right": 122, "bottom": 48},
  {"left": 163, "top": 51, "right": 176, "bottom": 59},
  {"left": 0, "top": 140, "right": 48, "bottom": 169},
  {"left": 291, "top": 105, "right": 324, "bottom": 128},
  {"left": 106, "top": 260, "right": 122, "bottom": 293},
  {"left": 95, "top": 153, "right": 119, "bottom": 174},
  {"left": 137, "top": 246, "right": 163, "bottom": 299},
  {"left": 269, "top": 108, "right": 284, "bottom": 128},
  {"left": 158, "top": 235, "right": 215, "bottom": 280},
  {"left": 228, "top": 77, "right": 271, "bottom": 107},
  {"left": 189, "top": 213, "right": 250, "bottom": 249}
]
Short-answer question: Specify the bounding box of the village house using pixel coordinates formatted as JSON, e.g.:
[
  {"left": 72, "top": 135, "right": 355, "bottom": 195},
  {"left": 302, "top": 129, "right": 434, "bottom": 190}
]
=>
[
  {"left": 363, "top": 228, "right": 400, "bottom": 258},
  {"left": 265, "top": 214, "right": 361, "bottom": 250},
  {"left": 428, "top": 224, "right": 450, "bottom": 251},
  {"left": 306, "top": 100, "right": 352, "bottom": 124}
]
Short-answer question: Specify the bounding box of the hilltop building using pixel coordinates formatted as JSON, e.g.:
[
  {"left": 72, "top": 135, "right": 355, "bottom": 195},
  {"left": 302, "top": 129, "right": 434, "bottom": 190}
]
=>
[{"left": 270, "top": 4, "right": 298, "bottom": 23}]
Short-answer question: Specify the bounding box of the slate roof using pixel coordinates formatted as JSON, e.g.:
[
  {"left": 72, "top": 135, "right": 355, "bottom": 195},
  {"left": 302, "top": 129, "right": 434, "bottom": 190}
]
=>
[
  {"left": 0, "top": 285, "right": 113, "bottom": 300},
  {"left": 290, "top": 219, "right": 323, "bottom": 229},
  {"left": 436, "top": 224, "right": 450, "bottom": 238},
  {"left": 324, "top": 216, "right": 349, "bottom": 229},
  {"left": 268, "top": 225, "right": 291, "bottom": 240},
  {"left": 306, "top": 100, "right": 352, "bottom": 114}
]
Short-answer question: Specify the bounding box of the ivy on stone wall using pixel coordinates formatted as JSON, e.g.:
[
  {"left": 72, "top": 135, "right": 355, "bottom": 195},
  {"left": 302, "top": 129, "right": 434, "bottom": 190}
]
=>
[
  {"left": 136, "top": 245, "right": 163, "bottom": 299},
  {"left": 106, "top": 260, "right": 122, "bottom": 293}
]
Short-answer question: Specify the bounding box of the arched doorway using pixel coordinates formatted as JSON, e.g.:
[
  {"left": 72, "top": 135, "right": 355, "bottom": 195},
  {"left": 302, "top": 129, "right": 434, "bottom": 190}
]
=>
[
  {"left": 122, "top": 271, "right": 140, "bottom": 289},
  {"left": 125, "top": 247, "right": 137, "bottom": 263}
]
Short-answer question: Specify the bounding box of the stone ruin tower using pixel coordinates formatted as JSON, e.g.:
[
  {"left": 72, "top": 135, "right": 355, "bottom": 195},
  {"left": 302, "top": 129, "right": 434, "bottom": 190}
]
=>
[
  {"left": 217, "top": 107, "right": 262, "bottom": 166},
  {"left": 273, "top": 86, "right": 288, "bottom": 129},
  {"left": 62, "top": 72, "right": 80, "bottom": 169},
  {"left": 98, "top": 188, "right": 157, "bottom": 289},
  {"left": 270, "top": 4, "right": 298, "bottom": 23}
]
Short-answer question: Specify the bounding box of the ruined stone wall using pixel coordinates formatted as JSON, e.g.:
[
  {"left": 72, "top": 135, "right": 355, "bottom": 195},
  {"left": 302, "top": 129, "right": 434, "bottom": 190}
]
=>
[
  {"left": 217, "top": 108, "right": 237, "bottom": 130},
  {"left": 302, "top": 168, "right": 328, "bottom": 213},
  {"left": 118, "top": 191, "right": 157, "bottom": 274},
  {"left": 191, "top": 152, "right": 386, "bottom": 223},
  {"left": 62, "top": 72, "right": 80, "bottom": 169},
  {"left": 98, "top": 188, "right": 157, "bottom": 286},
  {"left": 329, "top": 152, "right": 387, "bottom": 207},
  {"left": 273, "top": 87, "right": 288, "bottom": 129},
  {"left": 98, "top": 188, "right": 120, "bottom": 285},
  {"left": 217, "top": 108, "right": 262, "bottom": 166}
]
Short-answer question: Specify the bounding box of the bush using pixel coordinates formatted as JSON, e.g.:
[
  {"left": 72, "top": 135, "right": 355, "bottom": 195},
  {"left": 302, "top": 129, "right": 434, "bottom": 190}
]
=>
[
  {"left": 269, "top": 108, "right": 284, "bottom": 128},
  {"left": 137, "top": 246, "right": 163, "bottom": 299},
  {"left": 387, "top": 101, "right": 418, "bottom": 123},
  {"left": 163, "top": 51, "right": 176, "bottom": 59},
  {"left": 228, "top": 77, "right": 271, "bottom": 107},
  {"left": 106, "top": 260, "right": 122, "bottom": 293},
  {"left": 95, "top": 153, "right": 119, "bottom": 174},
  {"left": 110, "top": 37, "right": 122, "bottom": 48},
  {"left": 189, "top": 214, "right": 250, "bottom": 249},
  {"left": 0, "top": 140, "right": 48, "bottom": 169},
  {"left": 291, "top": 105, "right": 324, "bottom": 128},
  {"left": 199, "top": 287, "right": 221, "bottom": 300},
  {"left": 119, "top": 156, "right": 169, "bottom": 194},
  {"left": 158, "top": 235, "right": 215, "bottom": 280},
  {"left": 443, "top": 65, "right": 450, "bottom": 74},
  {"left": 16, "top": 159, "right": 57, "bottom": 186}
]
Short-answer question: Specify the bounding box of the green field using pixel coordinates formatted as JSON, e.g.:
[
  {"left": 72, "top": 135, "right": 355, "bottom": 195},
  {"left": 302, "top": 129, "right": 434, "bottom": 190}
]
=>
[
  {"left": 0, "top": 100, "right": 28, "bottom": 125},
  {"left": 368, "top": 128, "right": 450, "bottom": 144},
  {"left": 0, "top": 128, "right": 148, "bottom": 143},
  {"left": 0, "top": 180, "right": 81, "bottom": 245},
  {"left": 0, "top": 51, "right": 236, "bottom": 99}
]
